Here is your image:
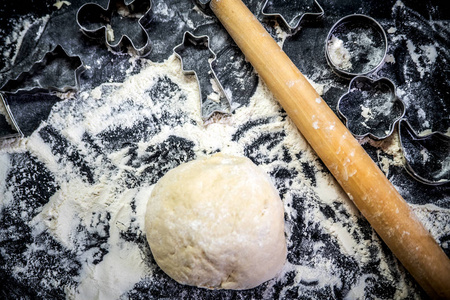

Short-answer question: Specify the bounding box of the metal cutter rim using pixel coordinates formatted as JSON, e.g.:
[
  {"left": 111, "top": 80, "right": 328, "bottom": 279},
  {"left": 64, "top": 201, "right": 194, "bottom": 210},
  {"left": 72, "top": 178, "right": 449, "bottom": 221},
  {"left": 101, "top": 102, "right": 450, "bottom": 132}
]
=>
[
  {"left": 261, "top": 0, "right": 325, "bottom": 32},
  {"left": 173, "top": 31, "right": 232, "bottom": 120}
]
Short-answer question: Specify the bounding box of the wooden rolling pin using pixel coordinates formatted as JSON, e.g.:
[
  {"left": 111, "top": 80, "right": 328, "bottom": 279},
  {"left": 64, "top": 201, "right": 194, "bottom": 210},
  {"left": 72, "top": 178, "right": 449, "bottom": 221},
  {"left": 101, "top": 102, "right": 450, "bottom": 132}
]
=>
[{"left": 209, "top": 0, "right": 450, "bottom": 298}]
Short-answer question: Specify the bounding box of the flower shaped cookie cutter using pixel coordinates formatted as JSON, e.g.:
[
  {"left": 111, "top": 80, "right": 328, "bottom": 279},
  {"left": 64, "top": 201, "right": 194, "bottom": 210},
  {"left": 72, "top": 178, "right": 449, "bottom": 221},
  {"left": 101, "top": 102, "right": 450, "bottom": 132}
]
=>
[
  {"left": 326, "top": 14, "right": 448, "bottom": 186},
  {"left": 76, "top": 0, "right": 153, "bottom": 56},
  {"left": 337, "top": 76, "right": 405, "bottom": 140}
]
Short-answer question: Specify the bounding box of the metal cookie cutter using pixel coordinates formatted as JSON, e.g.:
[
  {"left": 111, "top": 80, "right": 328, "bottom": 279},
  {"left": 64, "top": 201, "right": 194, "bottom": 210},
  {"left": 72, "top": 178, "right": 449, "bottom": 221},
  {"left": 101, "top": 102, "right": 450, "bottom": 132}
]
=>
[
  {"left": 398, "top": 119, "right": 450, "bottom": 186},
  {"left": 1, "top": 45, "right": 85, "bottom": 94},
  {"left": 0, "top": 93, "right": 22, "bottom": 140},
  {"left": 174, "top": 31, "right": 231, "bottom": 120},
  {"left": 327, "top": 15, "right": 447, "bottom": 186},
  {"left": 76, "top": 0, "right": 152, "bottom": 57},
  {"left": 327, "top": 15, "right": 403, "bottom": 140},
  {"left": 325, "top": 14, "right": 388, "bottom": 78},
  {"left": 337, "top": 76, "right": 405, "bottom": 140},
  {"left": 261, "top": 0, "right": 324, "bottom": 32},
  {"left": 0, "top": 45, "right": 85, "bottom": 140}
]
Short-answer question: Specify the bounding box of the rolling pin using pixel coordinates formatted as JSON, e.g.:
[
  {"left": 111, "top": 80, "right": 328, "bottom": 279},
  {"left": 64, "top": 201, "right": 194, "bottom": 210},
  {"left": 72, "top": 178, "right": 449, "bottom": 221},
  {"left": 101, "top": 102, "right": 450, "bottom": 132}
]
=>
[{"left": 209, "top": 0, "right": 450, "bottom": 298}]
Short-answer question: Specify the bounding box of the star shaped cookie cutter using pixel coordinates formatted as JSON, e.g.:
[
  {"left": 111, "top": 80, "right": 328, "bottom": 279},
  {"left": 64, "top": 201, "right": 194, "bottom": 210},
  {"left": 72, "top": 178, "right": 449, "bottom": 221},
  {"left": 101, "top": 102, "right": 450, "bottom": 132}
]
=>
[
  {"left": 76, "top": 0, "right": 153, "bottom": 56},
  {"left": 0, "top": 45, "right": 85, "bottom": 140},
  {"left": 261, "top": 0, "right": 324, "bottom": 32},
  {"left": 1, "top": 45, "right": 85, "bottom": 94},
  {"left": 174, "top": 31, "right": 231, "bottom": 120}
]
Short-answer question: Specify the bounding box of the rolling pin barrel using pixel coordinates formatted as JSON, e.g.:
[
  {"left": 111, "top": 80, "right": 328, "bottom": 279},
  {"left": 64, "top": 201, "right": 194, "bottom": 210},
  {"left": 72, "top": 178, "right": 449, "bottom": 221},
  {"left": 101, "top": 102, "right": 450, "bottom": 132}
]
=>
[{"left": 209, "top": 0, "right": 450, "bottom": 298}]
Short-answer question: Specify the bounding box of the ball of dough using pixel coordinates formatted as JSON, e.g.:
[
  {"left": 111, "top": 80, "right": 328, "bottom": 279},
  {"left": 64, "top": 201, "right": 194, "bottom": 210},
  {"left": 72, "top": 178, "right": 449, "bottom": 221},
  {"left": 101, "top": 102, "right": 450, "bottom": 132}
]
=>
[{"left": 145, "top": 153, "right": 287, "bottom": 290}]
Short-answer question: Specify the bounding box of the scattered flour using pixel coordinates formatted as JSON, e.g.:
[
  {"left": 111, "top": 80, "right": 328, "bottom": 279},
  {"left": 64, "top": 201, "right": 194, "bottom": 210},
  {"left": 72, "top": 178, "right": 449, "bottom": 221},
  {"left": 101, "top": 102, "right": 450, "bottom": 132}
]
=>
[
  {"left": 1, "top": 14, "right": 50, "bottom": 69},
  {"left": 1, "top": 2, "right": 447, "bottom": 297},
  {"left": 387, "top": 27, "right": 397, "bottom": 34},
  {"left": 0, "top": 53, "right": 421, "bottom": 299},
  {"left": 405, "top": 40, "right": 438, "bottom": 78},
  {"left": 54, "top": 1, "right": 71, "bottom": 9},
  {"left": 360, "top": 133, "right": 406, "bottom": 178},
  {"left": 385, "top": 54, "right": 396, "bottom": 64},
  {"left": 410, "top": 204, "right": 450, "bottom": 252},
  {"left": 106, "top": 24, "right": 115, "bottom": 42},
  {"left": 327, "top": 35, "right": 353, "bottom": 71}
]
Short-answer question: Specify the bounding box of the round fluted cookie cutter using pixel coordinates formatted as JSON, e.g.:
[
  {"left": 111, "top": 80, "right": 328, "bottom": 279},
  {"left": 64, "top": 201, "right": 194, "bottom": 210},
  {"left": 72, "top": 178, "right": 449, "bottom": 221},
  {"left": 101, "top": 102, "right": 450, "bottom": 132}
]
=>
[
  {"left": 325, "top": 14, "right": 388, "bottom": 79},
  {"left": 336, "top": 76, "right": 406, "bottom": 141}
]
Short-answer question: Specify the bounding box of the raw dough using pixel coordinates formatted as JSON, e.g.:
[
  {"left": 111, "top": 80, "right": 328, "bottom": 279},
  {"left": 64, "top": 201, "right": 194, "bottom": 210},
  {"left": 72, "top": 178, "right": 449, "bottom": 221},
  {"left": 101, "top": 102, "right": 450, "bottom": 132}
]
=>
[{"left": 145, "top": 153, "right": 287, "bottom": 290}]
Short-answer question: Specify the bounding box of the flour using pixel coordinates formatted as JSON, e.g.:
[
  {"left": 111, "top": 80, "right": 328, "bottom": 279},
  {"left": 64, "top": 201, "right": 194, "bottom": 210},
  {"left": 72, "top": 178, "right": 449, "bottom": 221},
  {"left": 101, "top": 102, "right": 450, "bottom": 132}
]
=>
[
  {"left": 0, "top": 153, "right": 12, "bottom": 205},
  {"left": 410, "top": 204, "right": 450, "bottom": 252},
  {"left": 385, "top": 54, "right": 395, "bottom": 64},
  {"left": 360, "top": 133, "right": 406, "bottom": 177},
  {"left": 406, "top": 40, "right": 438, "bottom": 79},
  {"left": 274, "top": 22, "right": 289, "bottom": 46},
  {"left": 1, "top": 1, "right": 447, "bottom": 298},
  {"left": 0, "top": 52, "right": 418, "bottom": 298},
  {"left": 54, "top": 1, "right": 71, "bottom": 9},
  {"left": 327, "top": 35, "right": 352, "bottom": 71},
  {"left": 106, "top": 24, "right": 115, "bottom": 42},
  {"left": 0, "top": 14, "right": 50, "bottom": 69},
  {"left": 387, "top": 27, "right": 397, "bottom": 34}
]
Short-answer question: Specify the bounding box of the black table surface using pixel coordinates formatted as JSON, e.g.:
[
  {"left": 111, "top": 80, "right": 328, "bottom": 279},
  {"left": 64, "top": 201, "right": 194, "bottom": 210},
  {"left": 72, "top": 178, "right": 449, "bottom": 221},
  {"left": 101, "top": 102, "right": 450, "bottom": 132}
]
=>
[{"left": 0, "top": 0, "right": 449, "bottom": 299}]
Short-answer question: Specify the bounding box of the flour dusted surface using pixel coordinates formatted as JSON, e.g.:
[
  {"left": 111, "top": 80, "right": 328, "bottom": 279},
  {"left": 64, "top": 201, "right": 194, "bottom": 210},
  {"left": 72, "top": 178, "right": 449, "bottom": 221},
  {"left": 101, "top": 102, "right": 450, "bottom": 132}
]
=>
[
  {"left": 0, "top": 53, "right": 433, "bottom": 299},
  {"left": 1, "top": 0, "right": 448, "bottom": 298}
]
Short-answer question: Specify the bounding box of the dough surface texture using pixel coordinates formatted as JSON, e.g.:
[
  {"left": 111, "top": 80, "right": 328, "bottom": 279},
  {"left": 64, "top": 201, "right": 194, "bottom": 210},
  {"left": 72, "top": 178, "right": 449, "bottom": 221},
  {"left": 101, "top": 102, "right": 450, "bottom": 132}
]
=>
[{"left": 145, "top": 153, "right": 287, "bottom": 290}]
